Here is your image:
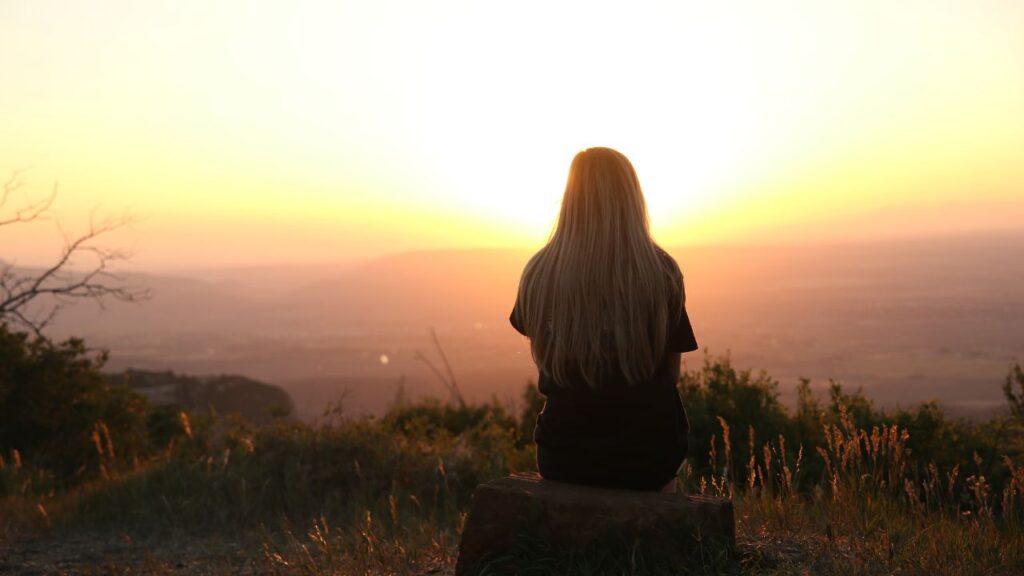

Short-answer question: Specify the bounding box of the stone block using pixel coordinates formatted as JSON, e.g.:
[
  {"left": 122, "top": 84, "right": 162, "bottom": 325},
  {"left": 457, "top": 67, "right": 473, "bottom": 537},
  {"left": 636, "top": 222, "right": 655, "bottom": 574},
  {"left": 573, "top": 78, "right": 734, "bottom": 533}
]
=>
[{"left": 455, "top": 473, "right": 735, "bottom": 575}]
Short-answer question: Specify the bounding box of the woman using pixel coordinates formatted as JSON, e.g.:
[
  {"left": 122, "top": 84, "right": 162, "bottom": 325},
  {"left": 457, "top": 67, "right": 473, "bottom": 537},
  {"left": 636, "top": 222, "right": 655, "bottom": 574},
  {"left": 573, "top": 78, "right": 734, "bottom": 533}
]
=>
[{"left": 510, "top": 147, "right": 698, "bottom": 493}]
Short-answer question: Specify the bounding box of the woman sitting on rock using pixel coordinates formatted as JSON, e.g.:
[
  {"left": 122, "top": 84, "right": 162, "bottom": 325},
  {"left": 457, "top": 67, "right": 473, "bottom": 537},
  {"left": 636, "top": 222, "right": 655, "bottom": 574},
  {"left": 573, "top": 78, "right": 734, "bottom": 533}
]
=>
[{"left": 510, "top": 146, "right": 699, "bottom": 493}]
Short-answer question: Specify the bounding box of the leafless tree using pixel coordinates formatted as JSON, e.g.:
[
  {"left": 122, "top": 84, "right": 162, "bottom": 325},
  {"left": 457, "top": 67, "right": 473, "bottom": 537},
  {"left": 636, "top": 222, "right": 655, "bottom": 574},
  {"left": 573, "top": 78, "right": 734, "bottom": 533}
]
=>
[{"left": 0, "top": 171, "right": 149, "bottom": 337}]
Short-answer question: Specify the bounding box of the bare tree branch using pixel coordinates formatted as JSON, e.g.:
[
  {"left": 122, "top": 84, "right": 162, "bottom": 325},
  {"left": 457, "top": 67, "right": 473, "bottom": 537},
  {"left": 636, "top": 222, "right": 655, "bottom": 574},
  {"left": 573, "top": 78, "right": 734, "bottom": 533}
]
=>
[
  {"left": 0, "top": 173, "right": 149, "bottom": 336},
  {"left": 415, "top": 327, "right": 466, "bottom": 408},
  {"left": 0, "top": 172, "right": 56, "bottom": 227}
]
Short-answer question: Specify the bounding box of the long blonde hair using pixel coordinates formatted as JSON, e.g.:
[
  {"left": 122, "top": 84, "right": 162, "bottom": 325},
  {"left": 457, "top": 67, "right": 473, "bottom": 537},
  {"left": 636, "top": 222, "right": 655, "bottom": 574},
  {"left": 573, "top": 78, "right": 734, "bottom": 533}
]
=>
[{"left": 514, "top": 147, "right": 682, "bottom": 387}]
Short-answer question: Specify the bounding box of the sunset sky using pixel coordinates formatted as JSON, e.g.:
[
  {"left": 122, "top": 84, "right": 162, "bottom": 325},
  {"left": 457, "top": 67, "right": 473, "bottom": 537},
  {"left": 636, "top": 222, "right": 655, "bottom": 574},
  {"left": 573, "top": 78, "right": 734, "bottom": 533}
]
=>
[{"left": 2, "top": 0, "right": 1022, "bottom": 269}]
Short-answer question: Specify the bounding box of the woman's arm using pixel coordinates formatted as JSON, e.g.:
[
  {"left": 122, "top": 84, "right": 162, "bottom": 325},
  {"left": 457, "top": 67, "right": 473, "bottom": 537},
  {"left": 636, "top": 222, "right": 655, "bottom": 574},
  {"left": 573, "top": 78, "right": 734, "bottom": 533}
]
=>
[{"left": 667, "top": 281, "right": 698, "bottom": 353}]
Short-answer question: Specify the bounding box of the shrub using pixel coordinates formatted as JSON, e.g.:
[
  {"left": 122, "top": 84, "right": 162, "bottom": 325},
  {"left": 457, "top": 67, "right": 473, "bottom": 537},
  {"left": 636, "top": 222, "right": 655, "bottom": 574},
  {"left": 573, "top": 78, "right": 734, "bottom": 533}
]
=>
[
  {"left": 678, "top": 353, "right": 791, "bottom": 482},
  {"left": 0, "top": 324, "right": 149, "bottom": 489}
]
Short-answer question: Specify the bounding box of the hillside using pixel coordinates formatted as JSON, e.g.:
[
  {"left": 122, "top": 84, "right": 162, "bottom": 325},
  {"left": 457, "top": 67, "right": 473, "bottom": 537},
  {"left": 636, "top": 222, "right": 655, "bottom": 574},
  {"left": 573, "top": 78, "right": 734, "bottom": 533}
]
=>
[{"left": 105, "top": 369, "right": 295, "bottom": 425}]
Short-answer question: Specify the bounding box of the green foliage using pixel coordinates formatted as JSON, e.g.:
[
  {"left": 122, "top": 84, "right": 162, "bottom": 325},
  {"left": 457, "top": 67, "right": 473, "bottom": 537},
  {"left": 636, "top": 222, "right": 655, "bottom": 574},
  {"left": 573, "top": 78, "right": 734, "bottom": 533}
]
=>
[
  {"left": 1004, "top": 361, "right": 1024, "bottom": 422},
  {"left": 0, "top": 324, "right": 149, "bottom": 489},
  {"left": 827, "top": 379, "right": 883, "bottom": 430},
  {"left": 4, "top": 340, "right": 1024, "bottom": 574},
  {"left": 382, "top": 397, "right": 517, "bottom": 440},
  {"left": 57, "top": 402, "right": 535, "bottom": 532},
  {"left": 678, "top": 353, "right": 791, "bottom": 480},
  {"left": 678, "top": 354, "right": 1024, "bottom": 507},
  {"left": 108, "top": 369, "right": 295, "bottom": 425},
  {"left": 792, "top": 377, "right": 827, "bottom": 449},
  {"left": 145, "top": 405, "right": 193, "bottom": 451},
  {"left": 37, "top": 357, "right": 1024, "bottom": 574}
]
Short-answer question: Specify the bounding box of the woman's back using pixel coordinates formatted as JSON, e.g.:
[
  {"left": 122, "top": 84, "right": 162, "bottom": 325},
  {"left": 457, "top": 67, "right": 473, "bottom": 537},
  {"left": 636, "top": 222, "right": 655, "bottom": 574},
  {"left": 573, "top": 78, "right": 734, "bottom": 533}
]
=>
[{"left": 510, "top": 148, "right": 699, "bottom": 491}]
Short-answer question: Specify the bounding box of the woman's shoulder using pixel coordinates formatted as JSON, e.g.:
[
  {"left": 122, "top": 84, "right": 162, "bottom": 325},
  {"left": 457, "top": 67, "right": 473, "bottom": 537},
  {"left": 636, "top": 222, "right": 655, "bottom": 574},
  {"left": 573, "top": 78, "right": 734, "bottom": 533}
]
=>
[{"left": 654, "top": 246, "right": 683, "bottom": 279}]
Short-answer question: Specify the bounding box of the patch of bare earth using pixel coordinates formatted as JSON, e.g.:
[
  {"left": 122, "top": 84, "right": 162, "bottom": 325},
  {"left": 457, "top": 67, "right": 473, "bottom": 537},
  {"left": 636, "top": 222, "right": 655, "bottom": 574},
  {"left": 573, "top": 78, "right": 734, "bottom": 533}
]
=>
[{"left": 0, "top": 532, "right": 260, "bottom": 575}]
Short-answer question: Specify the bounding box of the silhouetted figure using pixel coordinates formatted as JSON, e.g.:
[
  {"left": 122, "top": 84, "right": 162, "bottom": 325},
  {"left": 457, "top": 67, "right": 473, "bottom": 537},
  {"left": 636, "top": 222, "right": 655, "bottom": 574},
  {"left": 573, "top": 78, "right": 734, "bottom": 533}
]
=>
[{"left": 510, "top": 147, "right": 698, "bottom": 493}]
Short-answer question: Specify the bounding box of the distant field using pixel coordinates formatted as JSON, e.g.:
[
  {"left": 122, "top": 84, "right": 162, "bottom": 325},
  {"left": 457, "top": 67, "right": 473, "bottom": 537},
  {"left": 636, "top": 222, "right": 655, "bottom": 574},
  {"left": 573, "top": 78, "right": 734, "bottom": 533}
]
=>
[{"left": 41, "top": 231, "right": 1024, "bottom": 419}]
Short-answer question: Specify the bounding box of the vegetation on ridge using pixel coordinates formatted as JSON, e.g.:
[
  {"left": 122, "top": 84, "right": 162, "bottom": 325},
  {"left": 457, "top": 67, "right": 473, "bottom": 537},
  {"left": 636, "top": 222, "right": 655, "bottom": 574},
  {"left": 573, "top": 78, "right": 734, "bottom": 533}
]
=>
[{"left": 1, "top": 323, "right": 1023, "bottom": 574}]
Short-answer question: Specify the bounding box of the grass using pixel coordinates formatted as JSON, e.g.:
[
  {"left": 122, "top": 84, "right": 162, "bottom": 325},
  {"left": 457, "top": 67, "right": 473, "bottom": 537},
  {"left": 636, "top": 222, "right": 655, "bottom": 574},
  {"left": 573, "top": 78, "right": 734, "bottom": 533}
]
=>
[{"left": 3, "top": 358, "right": 1024, "bottom": 574}]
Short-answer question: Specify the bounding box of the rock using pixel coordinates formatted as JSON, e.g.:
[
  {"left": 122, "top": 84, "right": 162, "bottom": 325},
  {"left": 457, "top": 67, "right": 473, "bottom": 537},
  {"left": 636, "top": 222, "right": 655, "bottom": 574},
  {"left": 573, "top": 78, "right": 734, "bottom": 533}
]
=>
[{"left": 455, "top": 473, "right": 735, "bottom": 575}]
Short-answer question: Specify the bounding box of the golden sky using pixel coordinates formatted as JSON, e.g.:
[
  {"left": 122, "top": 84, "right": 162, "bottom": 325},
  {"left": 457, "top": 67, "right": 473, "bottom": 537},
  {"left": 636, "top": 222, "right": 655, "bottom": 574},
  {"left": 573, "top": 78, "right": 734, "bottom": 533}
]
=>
[{"left": 2, "top": 1, "right": 1022, "bottom": 269}]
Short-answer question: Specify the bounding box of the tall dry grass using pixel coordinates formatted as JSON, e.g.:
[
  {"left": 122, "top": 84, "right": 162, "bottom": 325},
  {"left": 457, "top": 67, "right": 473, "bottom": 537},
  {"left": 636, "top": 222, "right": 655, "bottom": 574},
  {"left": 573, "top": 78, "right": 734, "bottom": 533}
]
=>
[
  {"left": 3, "top": 357, "right": 1024, "bottom": 574},
  {"left": 688, "top": 400, "right": 1024, "bottom": 575}
]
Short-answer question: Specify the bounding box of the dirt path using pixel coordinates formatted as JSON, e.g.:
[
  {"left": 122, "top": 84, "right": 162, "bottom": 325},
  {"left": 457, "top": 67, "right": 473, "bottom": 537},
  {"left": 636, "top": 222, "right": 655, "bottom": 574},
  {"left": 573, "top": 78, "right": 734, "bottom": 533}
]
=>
[{"left": 0, "top": 533, "right": 259, "bottom": 575}]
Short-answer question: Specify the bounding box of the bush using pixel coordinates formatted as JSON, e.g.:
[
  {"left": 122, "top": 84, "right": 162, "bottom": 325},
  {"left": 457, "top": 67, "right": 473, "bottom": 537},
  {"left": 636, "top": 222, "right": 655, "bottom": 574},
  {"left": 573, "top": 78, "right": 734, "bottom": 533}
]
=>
[
  {"left": 678, "top": 353, "right": 791, "bottom": 480},
  {"left": 0, "top": 324, "right": 149, "bottom": 489}
]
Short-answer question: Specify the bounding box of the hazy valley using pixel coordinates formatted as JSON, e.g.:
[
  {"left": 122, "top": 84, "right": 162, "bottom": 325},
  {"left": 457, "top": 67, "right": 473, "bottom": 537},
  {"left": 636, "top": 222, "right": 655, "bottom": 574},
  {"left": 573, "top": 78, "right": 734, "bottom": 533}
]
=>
[{"left": 41, "top": 230, "right": 1024, "bottom": 420}]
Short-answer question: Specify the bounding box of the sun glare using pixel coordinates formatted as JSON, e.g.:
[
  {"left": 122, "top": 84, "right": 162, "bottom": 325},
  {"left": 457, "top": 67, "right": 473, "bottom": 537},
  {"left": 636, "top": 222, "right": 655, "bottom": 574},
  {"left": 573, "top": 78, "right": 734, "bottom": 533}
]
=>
[
  {"left": 1, "top": 0, "right": 1022, "bottom": 266},
  {"left": 401, "top": 6, "right": 768, "bottom": 245}
]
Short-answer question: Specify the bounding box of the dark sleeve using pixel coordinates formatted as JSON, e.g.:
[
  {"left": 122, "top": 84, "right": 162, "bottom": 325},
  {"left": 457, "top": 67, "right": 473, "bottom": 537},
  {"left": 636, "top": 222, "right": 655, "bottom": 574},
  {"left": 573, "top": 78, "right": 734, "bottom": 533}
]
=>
[
  {"left": 667, "top": 264, "right": 699, "bottom": 353},
  {"left": 509, "top": 297, "right": 527, "bottom": 336}
]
